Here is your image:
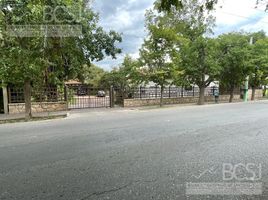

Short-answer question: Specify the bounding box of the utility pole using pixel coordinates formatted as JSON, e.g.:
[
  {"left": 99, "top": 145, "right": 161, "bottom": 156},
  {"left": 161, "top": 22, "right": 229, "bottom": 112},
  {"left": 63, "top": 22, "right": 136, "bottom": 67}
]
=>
[{"left": 243, "top": 37, "right": 253, "bottom": 102}]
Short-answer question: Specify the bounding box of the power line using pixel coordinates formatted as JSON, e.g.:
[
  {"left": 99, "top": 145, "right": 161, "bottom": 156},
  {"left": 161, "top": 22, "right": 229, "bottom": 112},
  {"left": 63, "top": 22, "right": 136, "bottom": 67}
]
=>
[
  {"left": 218, "top": 10, "right": 268, "bottom": 25},
  {"left": 217, "top": 0, "right": 268, "bottom": 12}
]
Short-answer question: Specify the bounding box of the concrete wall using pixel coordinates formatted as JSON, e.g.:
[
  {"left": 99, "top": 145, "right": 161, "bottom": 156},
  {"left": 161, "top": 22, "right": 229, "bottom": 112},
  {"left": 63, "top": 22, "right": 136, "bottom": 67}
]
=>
[
  {"left": 8, "top": 102, "right": 67, "bottom": 114},
  {"left": 124, "top": 95, "right": 241, "bottom": 107}
]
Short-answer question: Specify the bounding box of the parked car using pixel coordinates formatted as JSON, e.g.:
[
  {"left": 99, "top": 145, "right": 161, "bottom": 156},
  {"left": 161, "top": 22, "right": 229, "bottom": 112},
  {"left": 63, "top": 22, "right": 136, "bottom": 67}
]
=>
[
  {"left": 97, "top": 90, "right": 106, "bottom": 97},
  {"left": 77, "top": 87, "right": 87, "bottom": 96}
]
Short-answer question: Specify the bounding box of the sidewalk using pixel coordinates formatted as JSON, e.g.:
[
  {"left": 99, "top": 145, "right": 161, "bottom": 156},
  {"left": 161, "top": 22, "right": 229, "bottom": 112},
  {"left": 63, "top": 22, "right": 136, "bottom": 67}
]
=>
[
  {"left": 0, "top": 111, "right": 68, "bottom": 124},
  {"left": 1, "top": 99, "right": 267, "bottom": 123}
]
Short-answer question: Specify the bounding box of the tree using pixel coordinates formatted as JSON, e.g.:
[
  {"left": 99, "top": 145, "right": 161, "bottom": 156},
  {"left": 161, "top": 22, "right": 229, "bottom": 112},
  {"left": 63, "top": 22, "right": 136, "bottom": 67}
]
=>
[
  {"left": 0, "top": 0, "right": 121, "bottom": 118},
  {"left": 99, "top": 55, "right": 145, "bottom": 105},
  {"left": 217, "top": 32, "right": 251, "bottom": 102},
  {"left": 161, "top": 0, "right": 220, "bottom": 105},
  {"left": 248, "top": 37, "right": 268, "bottom": 100},
  {"left": 79, "top": 64, "right": 106, "bottom": 87},
  {"left": 158, "top": 0, "right": 217, "bottom": 12},
  {"left": 100, "top": 55, "right": 143, "bottom": 98},
  {"left": 256, "top": 0, "right": 268, "bottom": 11},
  {"left": 180, "top": 37, "right": 220, "bottom": 104},
  {"left": 158, "top": 0, "right": 267, "bottom": 12},
  {"left": 139, "top": 10, "right": 181, "bottom": 107},
  {"left": 38, "top": 0, "right": 122, "bottom": 85},
  {"left": 0, "top": 1, "right": 47, "bottom": 119}
]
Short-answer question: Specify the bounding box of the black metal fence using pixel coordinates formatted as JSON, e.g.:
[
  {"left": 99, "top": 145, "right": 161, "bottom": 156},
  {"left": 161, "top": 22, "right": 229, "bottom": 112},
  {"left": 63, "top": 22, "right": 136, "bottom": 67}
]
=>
[
  {"left": 8, "top": 84, "right": 112, "bottom": 109},
  {"left": 8, "top": 86, "right": 65, "bottom": 103},
  {"left": 66, "top": 84, "right": 111, "bottom": 109},
  {"left": 7, "top": 84, "right": 221, "bottom": 109},
  {"left": 129, "top": 86, "right": 219, "bottom": 99}
]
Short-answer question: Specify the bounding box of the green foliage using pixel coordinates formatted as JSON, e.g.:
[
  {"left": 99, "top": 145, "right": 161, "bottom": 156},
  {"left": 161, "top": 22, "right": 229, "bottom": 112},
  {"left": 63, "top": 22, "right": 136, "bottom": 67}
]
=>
[
  {"left": 179, "top": 37, "right": 220, "bottom": 87},
  {"left": 157, "top": 0, "right": 183, "bottom": 12},
  {"left": 162, "top": 0, "right": 220, "bottom": 92},
  {"left": 0, "top": 0, "right": 121, "bottom": 116},
  {"left": 157, "top": 0, "right": 267, "bottom": 12},
  {"left": 248, "top": 37, "right": 268, "bottom": 89},
  {"left": 98, "top": 55, "right": 144, "bottom": 100},
  {"left": 80, "top": 64, "right": 106, "bottom": 87},
  {"left": 139, "top": 9, "right": 183, "bottom": 88},
  {"left": 157, "top": 0, "right": 218, "bottom": 12},
  {"left": 0, "top": 0, "right": 122, "bottom": 86},
  {"left": 217, "top": 32, "right": 251, "bottom": 91},
  {"left": 0, "top": 0, "right": 45, "bottom": 84},
  {"left": 100, "top": 55, "right": 142, "bottom": 89},
  {"left": 137, "top": 0, "right": 221, "bottom": 105}
]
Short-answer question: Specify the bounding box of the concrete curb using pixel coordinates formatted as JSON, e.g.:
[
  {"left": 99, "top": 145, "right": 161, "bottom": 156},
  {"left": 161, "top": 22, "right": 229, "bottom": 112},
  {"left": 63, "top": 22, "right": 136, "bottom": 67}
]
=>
[
  {"left": 0, "top": 113, "right": 69, "bottom": 124},
  {"left": 124, "top": 99, "right": 268, "bottom": 111}
]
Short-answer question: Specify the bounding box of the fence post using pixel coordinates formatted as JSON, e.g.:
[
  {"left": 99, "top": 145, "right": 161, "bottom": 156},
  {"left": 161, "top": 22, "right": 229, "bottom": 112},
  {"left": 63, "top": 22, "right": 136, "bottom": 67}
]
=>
[
  {"left": 193, "top": 87, "right": 195, "bottom": 97},
  {"left": 169, "top": 86, "right": 171, "bottom": 98},
  {"left": 110, "top": 86, "right": 114, "bottom": 108},
  {"left": 181, "top": 86, "right": 184, "bottom": 97},
  {"left": 155, "top": 86, "right": 158, "bottom": 98}
]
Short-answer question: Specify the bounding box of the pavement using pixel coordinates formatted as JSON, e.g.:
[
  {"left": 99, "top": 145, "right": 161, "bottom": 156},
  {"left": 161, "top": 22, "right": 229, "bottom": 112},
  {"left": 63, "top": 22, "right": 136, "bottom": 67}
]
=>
[{"left": 1, "top": 101, "right": 268, "bottom": 199}]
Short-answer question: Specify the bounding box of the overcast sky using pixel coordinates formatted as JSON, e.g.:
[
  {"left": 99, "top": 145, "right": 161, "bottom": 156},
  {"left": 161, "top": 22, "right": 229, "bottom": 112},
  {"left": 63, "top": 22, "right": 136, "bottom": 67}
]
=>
[{"left": 92, "top": 0, "right": 268, "bottom": 70}]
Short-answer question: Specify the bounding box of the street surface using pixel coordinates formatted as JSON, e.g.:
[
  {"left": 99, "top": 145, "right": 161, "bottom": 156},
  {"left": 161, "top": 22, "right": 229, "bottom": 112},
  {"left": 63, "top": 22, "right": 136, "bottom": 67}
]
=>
[{"left": 1, "top": 101, "right": 268, "bottom": 200}]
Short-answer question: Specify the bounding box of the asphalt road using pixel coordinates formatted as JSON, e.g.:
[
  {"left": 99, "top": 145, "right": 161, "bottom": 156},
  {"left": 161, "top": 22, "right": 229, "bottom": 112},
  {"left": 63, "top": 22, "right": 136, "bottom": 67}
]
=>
[{"left": 1, "top": 101, "right": 268, "bottom": 200}]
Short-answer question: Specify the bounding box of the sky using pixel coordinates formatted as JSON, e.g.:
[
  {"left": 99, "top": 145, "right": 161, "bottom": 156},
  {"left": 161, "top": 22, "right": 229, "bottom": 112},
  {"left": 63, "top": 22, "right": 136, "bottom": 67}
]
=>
[{"left": 92, "top": 0, "right": 268, "bottom": 70}]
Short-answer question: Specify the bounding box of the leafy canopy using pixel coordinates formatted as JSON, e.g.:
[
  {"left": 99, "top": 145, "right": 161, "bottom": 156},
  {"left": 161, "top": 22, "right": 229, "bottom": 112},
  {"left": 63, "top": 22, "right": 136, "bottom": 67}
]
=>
[
  {"left": 0, "top": 0, "right": 122, "bottom": 86},
  {"left": 217, "top": 32, "right": 251, "bottom": 90}
]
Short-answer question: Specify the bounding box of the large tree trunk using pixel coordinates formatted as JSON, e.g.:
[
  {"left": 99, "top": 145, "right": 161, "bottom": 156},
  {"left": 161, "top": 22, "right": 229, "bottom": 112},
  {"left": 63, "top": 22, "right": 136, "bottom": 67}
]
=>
[
  {"left": 251, "top": 86, "right": 256, "bottom": 101},
  {"left": 263, "top": 86, "right": 267, "bottom": 97},
  {"left": 160, "top": 86, "right": 164, "bottom": 107},
  {"left": 24, "top": 79, "right": 32, "bottom": 120},
  {"left": 198, "top": 85, "right": 205, "bottom": 105},
  {"left": 229, "top": 86, "right": 235, "bottom": 103}
]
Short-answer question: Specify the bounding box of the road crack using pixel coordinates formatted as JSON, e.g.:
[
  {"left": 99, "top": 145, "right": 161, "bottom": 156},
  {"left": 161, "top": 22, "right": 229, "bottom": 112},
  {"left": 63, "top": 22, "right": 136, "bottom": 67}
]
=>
[{"left": 80, "top": 179, "right": 157, "bottom": 199}]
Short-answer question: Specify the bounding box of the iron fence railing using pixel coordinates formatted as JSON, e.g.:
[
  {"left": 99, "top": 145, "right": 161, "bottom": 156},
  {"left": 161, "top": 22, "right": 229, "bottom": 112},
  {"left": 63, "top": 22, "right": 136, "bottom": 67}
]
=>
[
  {"left": 8, "top": 85, "right": 220, "bottom": 105},
  {"left": 9, "top": 87, "right": 24, "bottom": 103},
  {"left": 8, "top": 86, "right": 65, "bottom": 103},
  {"left": 128, "top": 86, "right": 219, "bottom": 99},
  {"left": 65, "top": 84, "right": 111, "bottom": 109}
]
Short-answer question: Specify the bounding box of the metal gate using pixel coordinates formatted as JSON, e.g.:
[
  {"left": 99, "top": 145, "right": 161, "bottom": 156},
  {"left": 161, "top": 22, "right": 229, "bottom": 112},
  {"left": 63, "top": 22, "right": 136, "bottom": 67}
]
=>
[{"left": 66, "top": 84, "right": 112, "bottom": 109}]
